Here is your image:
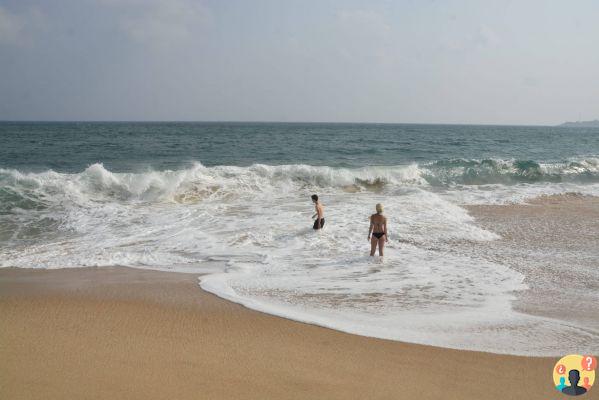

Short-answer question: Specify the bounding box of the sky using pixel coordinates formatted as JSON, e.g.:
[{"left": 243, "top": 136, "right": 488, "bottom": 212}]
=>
[{"left": 0, "top": 0, "right": 597, "bottom": 125}]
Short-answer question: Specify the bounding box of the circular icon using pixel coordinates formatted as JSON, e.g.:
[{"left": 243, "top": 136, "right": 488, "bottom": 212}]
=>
[
  {"left": 581, "top": 355, "right": 597, "bottom": 372},
  {"left": 553, "top": 354, "right": 595, "bottom": 396},
  {"left": 556, "top": 363, "right": 567, "bottom": 375}
]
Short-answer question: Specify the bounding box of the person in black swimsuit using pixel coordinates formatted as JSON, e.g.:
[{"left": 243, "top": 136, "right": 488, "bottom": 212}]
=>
[
  {"left": 368, "top": 203, "right": 388, "bottom": 256},
  {"left": 311, "top": 194, "right": 325, "bottom": 230}
]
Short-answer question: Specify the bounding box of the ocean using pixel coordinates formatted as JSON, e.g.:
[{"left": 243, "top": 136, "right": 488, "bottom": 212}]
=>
[{"left": 1, "top": 121, "right": 598, "bottom": 355}]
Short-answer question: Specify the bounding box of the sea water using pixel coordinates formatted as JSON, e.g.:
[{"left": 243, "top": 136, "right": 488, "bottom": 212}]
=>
[{"left": 1, "top": 122, "right": 598, "bottom": 355}]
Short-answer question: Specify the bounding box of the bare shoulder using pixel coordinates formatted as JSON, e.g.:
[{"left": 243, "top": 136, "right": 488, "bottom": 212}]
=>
[{"left": 371, "top": 213, "right": 385, "bottom": 222}]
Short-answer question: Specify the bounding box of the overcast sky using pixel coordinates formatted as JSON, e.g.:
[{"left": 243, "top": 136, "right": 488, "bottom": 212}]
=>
[{"left": 0, "top": 0, "right": 597, "bottom": 124}]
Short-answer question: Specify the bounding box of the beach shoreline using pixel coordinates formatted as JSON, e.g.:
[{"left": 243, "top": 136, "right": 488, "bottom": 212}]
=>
[
  {"left": 465, "top": 193, "right": 599, "bottom": 331},
  {"left": 0, "top": 266, "right": 559, "bottom": 400}
]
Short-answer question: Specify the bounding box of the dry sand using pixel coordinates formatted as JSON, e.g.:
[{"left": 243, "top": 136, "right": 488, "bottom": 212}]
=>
[{"left": 1, "top": 266, "right": 561, "bottom": 400}]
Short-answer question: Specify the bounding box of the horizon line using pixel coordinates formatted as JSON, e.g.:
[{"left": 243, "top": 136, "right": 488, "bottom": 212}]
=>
[{"left": 0, "top": 119, "right": 558, "bottom": 127}]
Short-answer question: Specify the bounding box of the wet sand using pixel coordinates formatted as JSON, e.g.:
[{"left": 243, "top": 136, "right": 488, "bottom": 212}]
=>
[
  {"left": 0, "top": 266, "right": 558, "bottom": 400},
  {"left": 465, "top": 193, "right": 599, "bottom": 329},
  {"left": 3, "top": 193, "right": 596, "bottom": 399}
]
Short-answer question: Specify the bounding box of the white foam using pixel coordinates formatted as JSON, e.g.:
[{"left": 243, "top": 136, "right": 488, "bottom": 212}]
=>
[{"left": 2, "top": 162, "right": 599, "bottom": 355}]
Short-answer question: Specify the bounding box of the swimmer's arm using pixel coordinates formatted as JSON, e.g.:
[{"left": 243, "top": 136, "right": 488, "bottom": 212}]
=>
[
  {"left": 368, "top": 218, "right": 373, "bottom": 240},
  {"left": 317, "top": 205, "right": 323, "bottom": 220},
  {"left": 384, "top": 218, "right": 389, "bottom": 242}
]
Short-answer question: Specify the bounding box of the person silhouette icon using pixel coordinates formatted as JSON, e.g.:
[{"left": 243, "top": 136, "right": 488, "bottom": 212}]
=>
[
  {"left": 555, "top": 377, "right": 566, "bottom": 392},
  {"left": 562, "top": 369, "right": 587, "bottom": 396},
  {"left": 582, "top": 376, "right": 591, "bottom": 390}
]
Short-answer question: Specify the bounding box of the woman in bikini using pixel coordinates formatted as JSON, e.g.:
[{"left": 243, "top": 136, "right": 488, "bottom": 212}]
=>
[{"left": 368, "top": 203, "right": 388, "bottom": 256}]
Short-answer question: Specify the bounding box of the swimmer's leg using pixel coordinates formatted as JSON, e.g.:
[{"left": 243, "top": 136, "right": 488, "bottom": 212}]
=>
[
  {"left": 370, "top": 236, "right": 378, "bottom": 256},
  {"left": 378, "top": 236, "right": 385, "bottom": 257}
]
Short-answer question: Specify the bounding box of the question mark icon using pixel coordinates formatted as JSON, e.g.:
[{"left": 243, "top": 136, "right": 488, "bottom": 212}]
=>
[
  {"left": 581, "top": 355, "right": 597, "bottom": 372},
  {"left": 556, "top": 363, "right": 566, "bottom": 374}
]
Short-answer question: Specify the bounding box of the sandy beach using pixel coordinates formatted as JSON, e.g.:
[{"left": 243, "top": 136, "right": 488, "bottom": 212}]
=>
[
  {"left": 2, "top": 0, "right": 598, "bottom": 397},
  {"left": 1, "top": 266, "right": 560, "bottom": 400},
  {"left": 466, "top": 194, "right": 599, "bottom": 328}
]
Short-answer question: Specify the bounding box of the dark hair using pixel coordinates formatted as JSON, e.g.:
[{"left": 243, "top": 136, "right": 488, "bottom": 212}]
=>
[{"left": 311, "top": 194, "right": 318, "bottom": 201}]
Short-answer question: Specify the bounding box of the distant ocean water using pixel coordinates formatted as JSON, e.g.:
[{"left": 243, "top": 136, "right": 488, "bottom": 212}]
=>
[{"left": 1, "top": 122, "right": 599, "bottom": 355}]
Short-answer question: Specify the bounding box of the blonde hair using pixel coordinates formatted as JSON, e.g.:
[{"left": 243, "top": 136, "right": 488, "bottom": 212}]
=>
[{"left": 375, "top": 203, "right": 383, "bottom": 214}]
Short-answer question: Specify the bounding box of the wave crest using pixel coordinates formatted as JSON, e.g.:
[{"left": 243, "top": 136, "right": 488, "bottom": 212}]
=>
[
  {"left": 422, "top": 158, "right": 599, "bottom": 185},
  {"left": 1, "top": 158, "right": 599, "bottom": 212}
]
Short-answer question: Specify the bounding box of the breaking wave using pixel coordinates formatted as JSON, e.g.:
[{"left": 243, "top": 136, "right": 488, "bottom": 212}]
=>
[
  {"left": 2, "top": 158, "right": 599, "bottom": 355},
  {"left": 2, "top": 158, "right": 599, "bottom": 212}
]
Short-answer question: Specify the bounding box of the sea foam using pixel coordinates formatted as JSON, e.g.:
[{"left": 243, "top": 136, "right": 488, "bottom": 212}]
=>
[{"left": 1, "top": 161, "right": 599, "bottom": 355}]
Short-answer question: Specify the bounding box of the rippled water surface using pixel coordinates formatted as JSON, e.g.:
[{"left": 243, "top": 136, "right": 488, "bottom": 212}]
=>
[{"left": 1, "top": 122, "right": 598, "bottom": 355}]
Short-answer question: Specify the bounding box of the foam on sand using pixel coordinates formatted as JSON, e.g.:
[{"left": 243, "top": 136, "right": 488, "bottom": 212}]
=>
[{"left": 2, "top": 162, "right": 599, "bottom": 355}]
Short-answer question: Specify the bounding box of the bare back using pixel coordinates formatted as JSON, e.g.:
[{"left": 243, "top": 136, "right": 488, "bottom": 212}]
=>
[{"left": 370, "top": 213, "right": 386, "bottom": 233}]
